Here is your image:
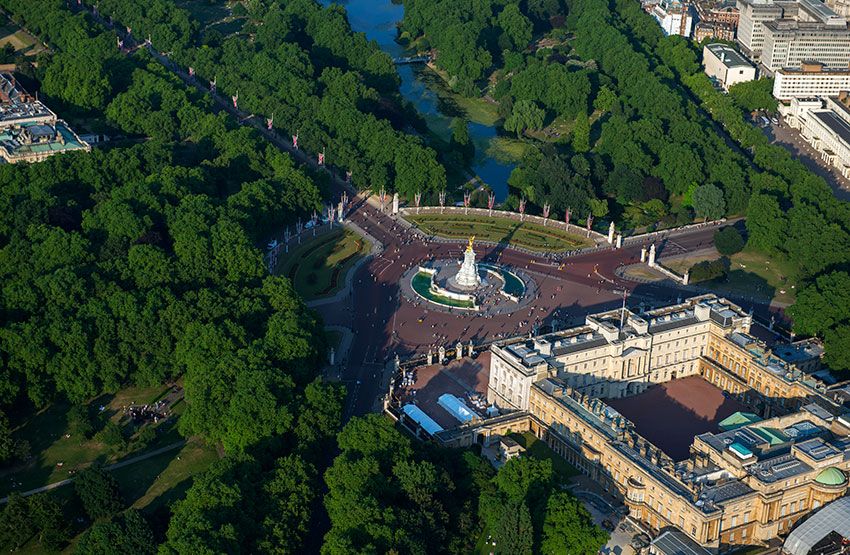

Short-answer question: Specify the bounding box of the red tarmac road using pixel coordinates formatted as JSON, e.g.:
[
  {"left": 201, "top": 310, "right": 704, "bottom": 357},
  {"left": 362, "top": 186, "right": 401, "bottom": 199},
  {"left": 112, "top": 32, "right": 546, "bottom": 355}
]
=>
[{"left": 313, "top": 198, "right": 770, "bottom": 419}]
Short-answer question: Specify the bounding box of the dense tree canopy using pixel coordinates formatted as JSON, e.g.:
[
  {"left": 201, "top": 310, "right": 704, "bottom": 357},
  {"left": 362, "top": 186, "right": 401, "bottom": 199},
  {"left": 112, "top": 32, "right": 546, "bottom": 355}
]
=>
[{"left": 85, "top": 0, "right": 446, "bottom": 197}]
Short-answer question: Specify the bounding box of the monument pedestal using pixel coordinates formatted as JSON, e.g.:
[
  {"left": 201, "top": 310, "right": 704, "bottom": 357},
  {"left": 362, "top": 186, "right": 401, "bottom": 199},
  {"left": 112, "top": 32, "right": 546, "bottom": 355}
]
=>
[{"left": 454, "top": 248, "right": 481, "bottom": 288}]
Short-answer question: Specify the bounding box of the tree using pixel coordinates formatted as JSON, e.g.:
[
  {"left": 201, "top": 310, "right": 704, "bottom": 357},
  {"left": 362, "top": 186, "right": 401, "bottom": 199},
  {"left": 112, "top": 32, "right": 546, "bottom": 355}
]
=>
[
  {"left": 729, "top": 79, "right": 777, "bottom": 112},
  {"left": 541, "top": 492, "right": 608, "bottom": 555},
  {"left": 689, "top": 258, "right": 729, "bottom": 283},
  {"left": 95, "top": 421, "right": 127, "bottom": 452},
  {"left": 0, "top": 494, "right": 34, "bottom": 550},
  {"left": 746, "top": 194, "right": 787, "bottom": 252},
  {"left": 498, "top": 4, "right": 533, "bottom": 49},
  {"left": 69, "top": 404, "right": 94, "bottom": 439},
  {"left": 656, "top": 144, "right": 704, "bottom": 195},
  {"left": 788, "top": 271, "right": 850, "bottom": 337},
  {"left": 0, "top": 411, "right": 14, "bottom": 464},
  {"left": 572, "top": 112, "right": 591, "bottom": 153},
  {"left": 505, "top": 100, "right": 545, "bottom": 134},
  {"left": 589, "top": 198, "right": 609, "bottom": 219},
  {"left": 450, "top": 118, "right": 474, "bottom": 162},
  {"left": 593, "top": 85, "right": 617, "bottom": 112},
  {"left": 714, "top": 226, "right": 744, "bottom": 255},
  {"left": 28, "top": 494, "right": 67, "bottom": 550},
  {"left": 75, "top": 465, "right": 124, "bottom": 520},
  {"left": 76, "top": 510, "right": 154, "bottom": 555},
  {"left": 494, "top": 501, "right": 533, "bottom": 555},
  {"left": 493, "top": 457, "right": 553, "bottom": 506},
  {"left": 693, "top": 183, "right": 726, "bottom": 220}
]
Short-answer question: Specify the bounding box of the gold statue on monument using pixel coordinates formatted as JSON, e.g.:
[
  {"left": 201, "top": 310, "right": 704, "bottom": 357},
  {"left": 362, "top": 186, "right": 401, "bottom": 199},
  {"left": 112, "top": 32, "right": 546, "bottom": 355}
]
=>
[{"left": 466, "top": 235, "right": 475, "bottom": 252}]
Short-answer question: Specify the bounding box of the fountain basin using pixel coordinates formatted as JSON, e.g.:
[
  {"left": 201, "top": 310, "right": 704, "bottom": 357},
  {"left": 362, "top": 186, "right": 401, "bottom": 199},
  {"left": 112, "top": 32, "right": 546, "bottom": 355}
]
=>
[{"left": 411, "top": 267, "right": 478, "bottom": 310}]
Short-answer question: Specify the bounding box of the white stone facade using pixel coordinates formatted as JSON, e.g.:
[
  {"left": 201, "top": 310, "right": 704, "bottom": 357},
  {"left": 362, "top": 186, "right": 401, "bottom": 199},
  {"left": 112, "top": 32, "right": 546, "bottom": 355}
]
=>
[
  {"left": 703, "top": 44, "right": 757, "bottom": 91},
  {"left": 773, "top": 66, "right": 850, "bottom": 100},
  {"left": 487, "top": 295, "right": 753, "bottom": 411}
]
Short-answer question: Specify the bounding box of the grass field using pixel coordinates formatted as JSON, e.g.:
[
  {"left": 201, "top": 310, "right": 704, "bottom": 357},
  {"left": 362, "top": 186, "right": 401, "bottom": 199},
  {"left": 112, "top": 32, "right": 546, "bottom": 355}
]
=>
[
  {"left": 0, "top": 22, "right": 44, "bottom": 57},
  {"left": 407, "top": 214, "right": 593, "bottom": 252},
  {"left": 665, "top": 248, "right": 797, "bottom": 305},
  {"left": 509, "top": 432, "right": 580, "bottom": 483},
  {"left": 2, "top": 384, "right": 184, "bottom": 497},
  {"left": 277, "top": 228, "right": 370, "bottom": 301},
  {"left": 116, "top": 437, "right": 218, "bottom": 512},
  {"left": 7, "top": 383, "right": 219, "bottom": 554}
]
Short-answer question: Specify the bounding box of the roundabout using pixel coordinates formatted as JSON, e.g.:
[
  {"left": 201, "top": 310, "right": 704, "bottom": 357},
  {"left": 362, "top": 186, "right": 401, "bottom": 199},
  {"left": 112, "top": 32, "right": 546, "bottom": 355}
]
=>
[{"left": 400, "top": 236, "right": 537, "bottom": 315}]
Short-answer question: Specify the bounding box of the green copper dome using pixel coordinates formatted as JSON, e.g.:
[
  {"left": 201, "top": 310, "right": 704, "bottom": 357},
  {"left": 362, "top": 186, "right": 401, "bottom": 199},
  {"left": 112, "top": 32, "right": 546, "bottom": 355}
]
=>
[{"left": 814, "top": 467, "right": 847, "bottom": 486}]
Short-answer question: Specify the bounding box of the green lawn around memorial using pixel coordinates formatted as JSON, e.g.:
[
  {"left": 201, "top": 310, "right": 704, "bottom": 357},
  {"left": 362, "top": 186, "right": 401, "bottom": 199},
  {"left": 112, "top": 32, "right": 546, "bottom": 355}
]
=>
[
  {"left": 277, "top": 228, "right": 370, "bottom": 301},
  {"left": 411, "top": 271, "right": 477, "bottom": 309},
  {"left": 407, "top": 214, "right": 594, "bottom": 252}
]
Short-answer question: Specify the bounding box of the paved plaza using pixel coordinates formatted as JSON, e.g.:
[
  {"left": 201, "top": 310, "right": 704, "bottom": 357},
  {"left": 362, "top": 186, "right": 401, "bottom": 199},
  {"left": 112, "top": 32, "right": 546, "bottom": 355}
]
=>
[
  {"left": 395, "top": 353, "right": 490, "bottom": 430},
  {"left": 605, "top": 376, "right": 749, "bottom": 461},
  {"left": 294, "top": 195, "right": 782, "bottom": 419}
]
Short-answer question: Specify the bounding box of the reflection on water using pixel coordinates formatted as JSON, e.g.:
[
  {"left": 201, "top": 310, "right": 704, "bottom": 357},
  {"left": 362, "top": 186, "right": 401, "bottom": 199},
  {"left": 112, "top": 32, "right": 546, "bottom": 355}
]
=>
[{"left": 325, "top": 0, "right": 515, "bottom": 200}]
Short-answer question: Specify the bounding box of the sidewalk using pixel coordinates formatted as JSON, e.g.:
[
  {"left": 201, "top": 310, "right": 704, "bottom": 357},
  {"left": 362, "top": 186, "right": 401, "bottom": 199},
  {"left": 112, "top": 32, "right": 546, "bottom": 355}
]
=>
[{"left": 0, "top": 440, "right": 187, "bottom": 504}]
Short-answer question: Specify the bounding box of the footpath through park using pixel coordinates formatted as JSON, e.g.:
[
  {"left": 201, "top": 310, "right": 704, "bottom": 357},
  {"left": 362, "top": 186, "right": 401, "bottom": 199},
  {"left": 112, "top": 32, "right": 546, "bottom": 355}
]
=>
[{"left": 0, "top": 440, "right": 186, "bottom": 504}]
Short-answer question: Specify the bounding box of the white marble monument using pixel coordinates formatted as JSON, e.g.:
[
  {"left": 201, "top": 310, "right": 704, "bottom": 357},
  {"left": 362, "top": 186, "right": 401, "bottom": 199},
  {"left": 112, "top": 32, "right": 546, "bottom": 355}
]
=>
[{"left": 454, "top": 236, "right": 481, "bottom": 288}]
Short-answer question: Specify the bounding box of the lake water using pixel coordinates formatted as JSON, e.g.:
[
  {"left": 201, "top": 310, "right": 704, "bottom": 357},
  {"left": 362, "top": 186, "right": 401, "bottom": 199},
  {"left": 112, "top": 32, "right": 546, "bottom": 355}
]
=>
[{"left": 328, "top": 0, "right": 515, "bottom": 200}]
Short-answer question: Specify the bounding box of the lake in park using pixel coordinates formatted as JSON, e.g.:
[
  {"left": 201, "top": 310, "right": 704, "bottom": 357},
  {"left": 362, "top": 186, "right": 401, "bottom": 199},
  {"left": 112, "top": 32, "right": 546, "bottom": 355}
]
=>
[{"left": 326, "top": 0, "right": 516, "bottom": 201}]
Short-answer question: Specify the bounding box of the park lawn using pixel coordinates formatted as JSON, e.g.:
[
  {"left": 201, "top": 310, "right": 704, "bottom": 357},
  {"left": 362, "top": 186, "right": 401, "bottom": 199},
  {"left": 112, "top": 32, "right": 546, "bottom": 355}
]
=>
[
  {"left": 664, "top": 253, "right": 718, "bottom": 274},
  {"left": 277, "top": 228, "right": 370, "bottom": 301},
  {"left": 509, "top": 432, "right": 580, "bottom": 483},
  {"left": 2, "top": 384, "right": 177, "bottom": 497},
  {"left": 0, "top": 22, "right": 43, "bottom": 57},
  {"left": 526, "top": 110, "right": 602, "bottom": 144},
  {"left": 621, "top": 264, "right": 665, "bottom": 282},
  {"left": 14, "top": 438, "right": 219, "bottom": 554},
  {"left": 116, "top": 437, "right": 219, "bottom": 512},
  {"left": 666, "top": 248, "right": 797, "bottom": 305},
  {"left": 407, "top": 214, "right": 593, "bottom": 252},
  {"left": 411, "top": 271, "right": 477, "bottom": 309}
]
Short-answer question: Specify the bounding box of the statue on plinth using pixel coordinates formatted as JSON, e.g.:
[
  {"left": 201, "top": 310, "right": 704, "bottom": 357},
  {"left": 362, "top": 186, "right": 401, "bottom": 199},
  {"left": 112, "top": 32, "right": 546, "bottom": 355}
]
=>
[{"left": 454, "top": 235, "right": 481, "bottom": 288}]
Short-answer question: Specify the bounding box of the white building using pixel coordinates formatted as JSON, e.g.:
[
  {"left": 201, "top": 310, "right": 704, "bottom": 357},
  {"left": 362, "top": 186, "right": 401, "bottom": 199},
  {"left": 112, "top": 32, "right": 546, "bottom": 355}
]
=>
[
  {"left": 652, "top": 0, "right": 695, "bottom": 36},
  {"left": 487, "top": 295, "right": 752, "bottom": 411},
  {"left": 761, "top": 20, "right": 850, "bottom": 74},
  {"left": 826, "top": 0, "right": 850, "bottom": 17},
  {"left": 736, "top": 0, "right": 850, "bottom": 68},
  {"left": 737, "top": 0, "right": 787, "bottom": 58},
  {"left": 780, "top": 93, "right": 850, "bottom": 178},
  {"left": 773, "top": 62, "right": 850, "bottom": 99},
  {"left": 703, "top": 43, "right": 757, "bottom": 90}
]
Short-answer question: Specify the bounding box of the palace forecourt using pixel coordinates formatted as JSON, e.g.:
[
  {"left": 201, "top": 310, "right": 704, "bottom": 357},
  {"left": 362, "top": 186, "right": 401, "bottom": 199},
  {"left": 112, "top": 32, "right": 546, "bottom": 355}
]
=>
[{"left": 386, "top": 294, "right": 850, "bottom": 552}]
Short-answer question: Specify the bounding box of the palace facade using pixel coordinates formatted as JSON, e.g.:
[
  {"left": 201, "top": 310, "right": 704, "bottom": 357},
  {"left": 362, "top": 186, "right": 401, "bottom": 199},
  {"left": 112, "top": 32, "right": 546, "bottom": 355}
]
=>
[{"left": 430, "top": 295, "right": 848, "bottom": 552}]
